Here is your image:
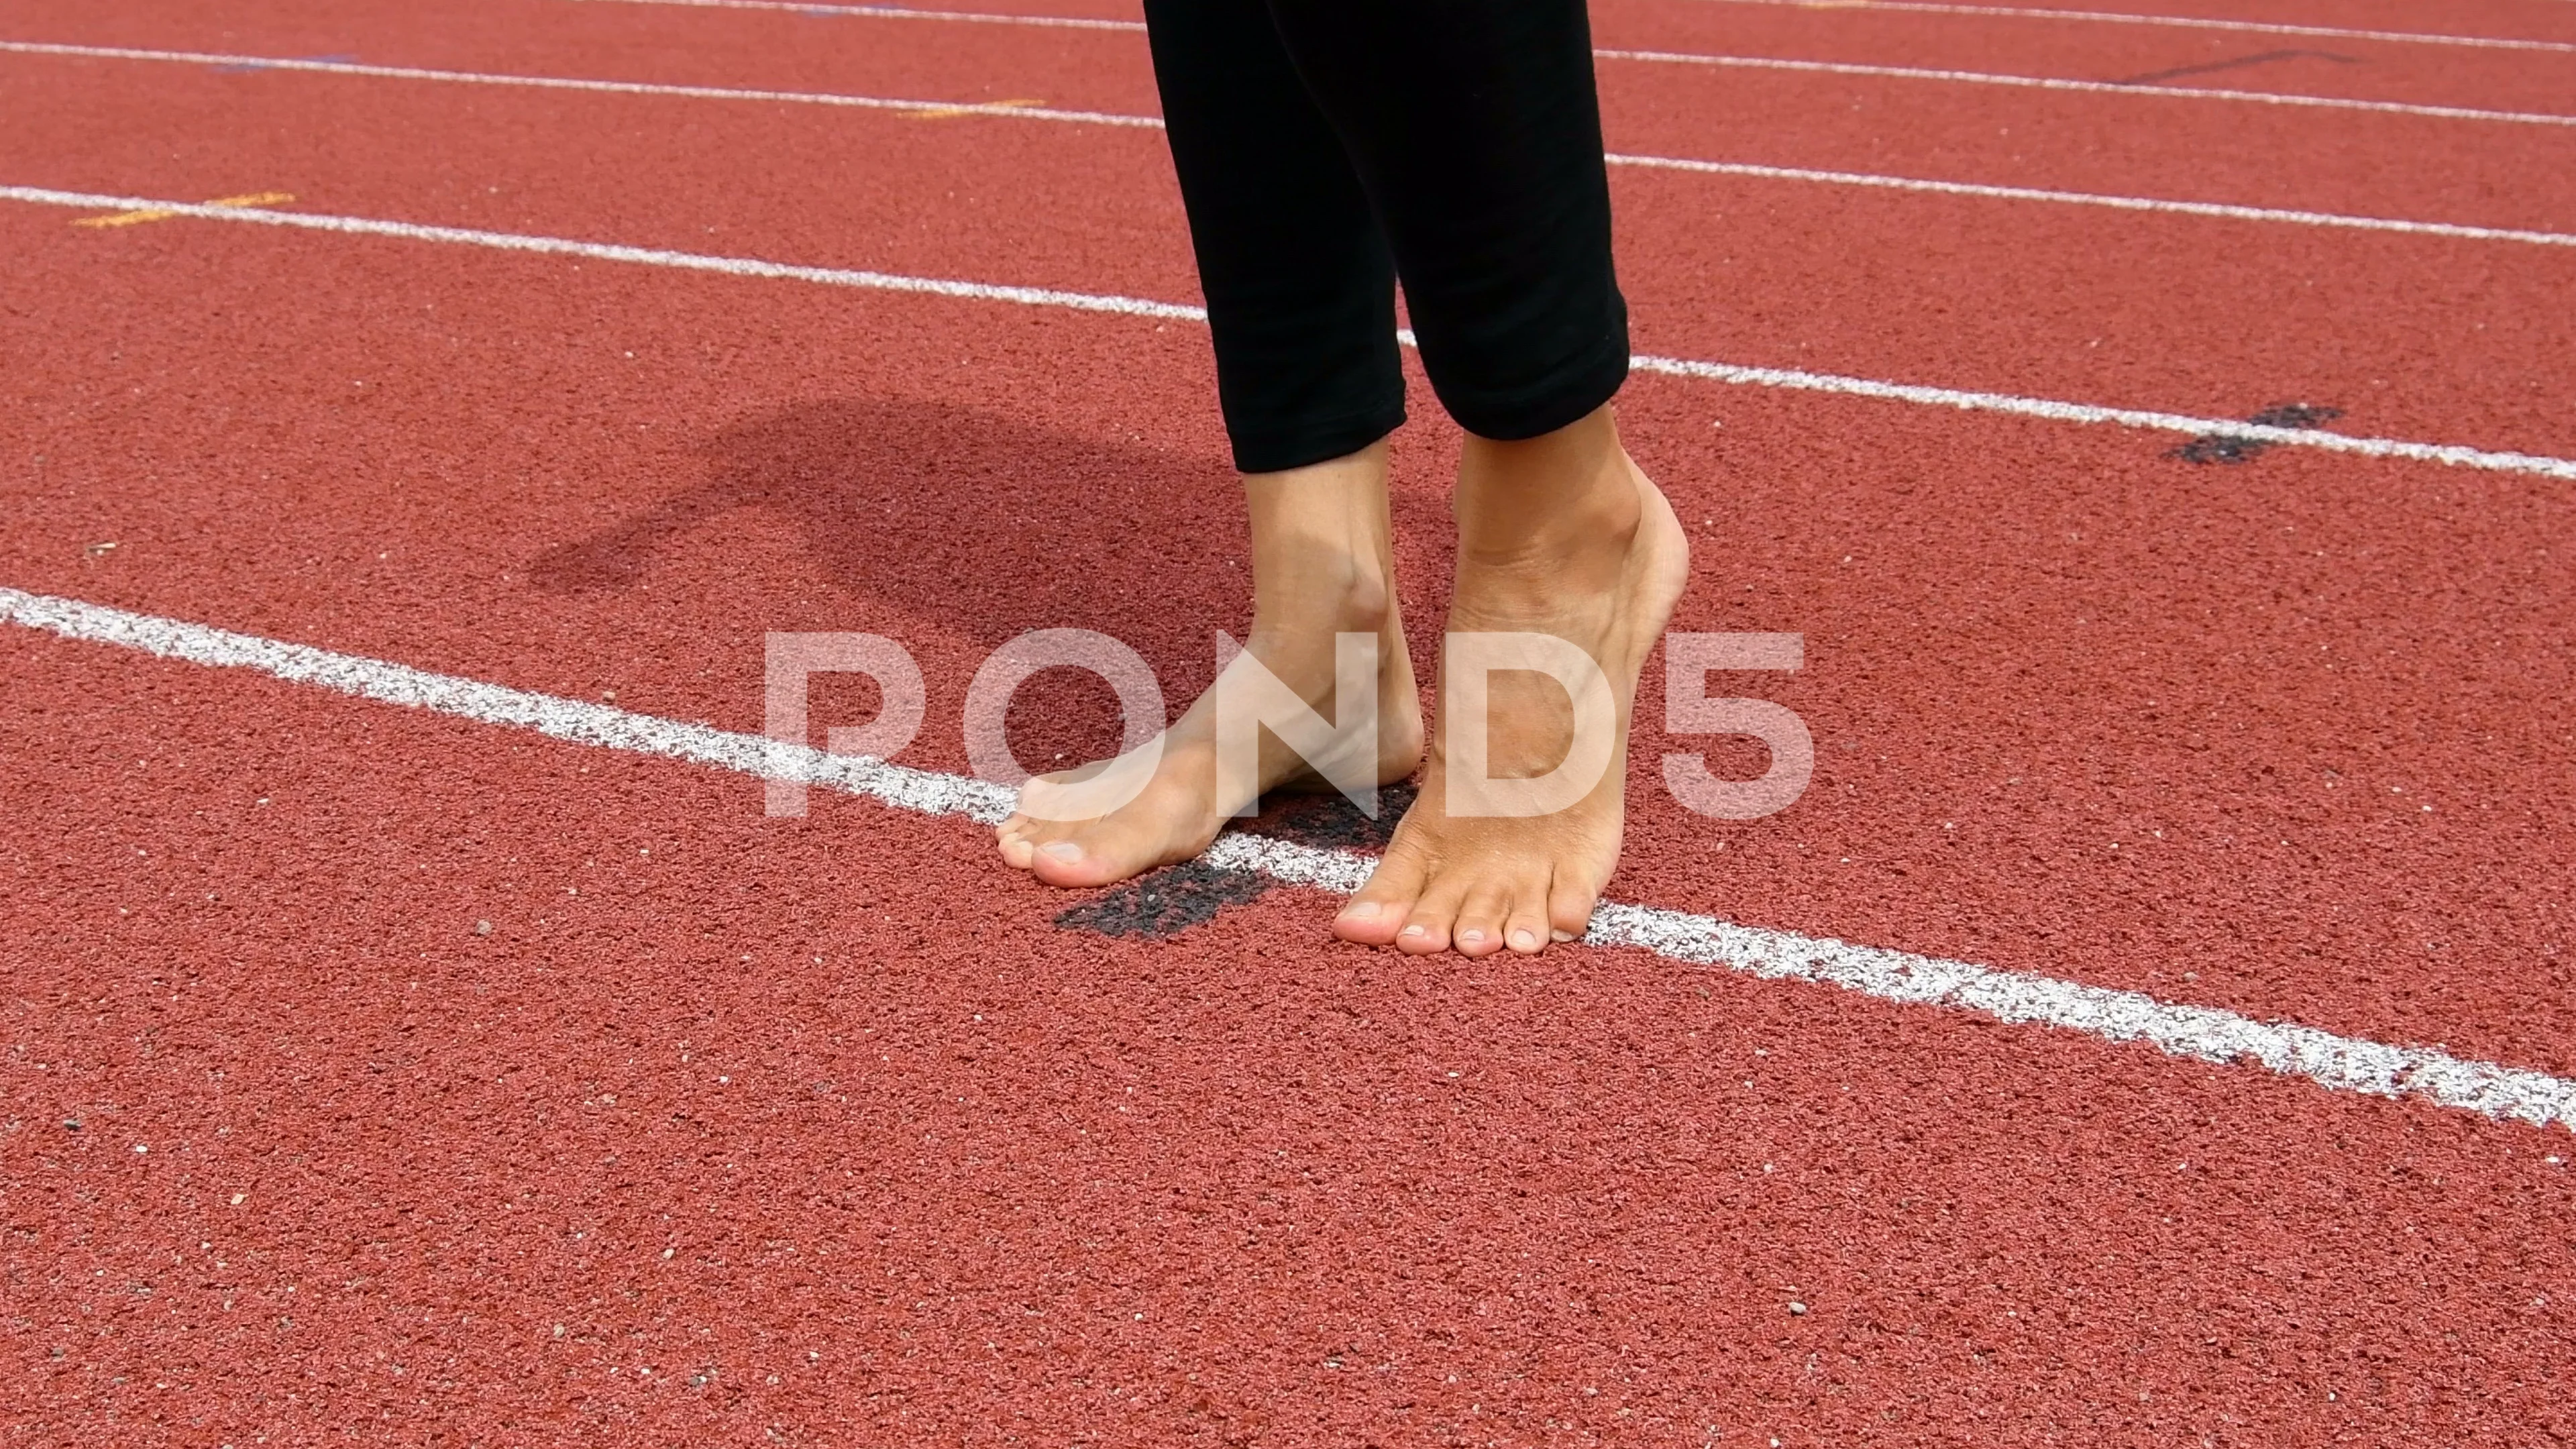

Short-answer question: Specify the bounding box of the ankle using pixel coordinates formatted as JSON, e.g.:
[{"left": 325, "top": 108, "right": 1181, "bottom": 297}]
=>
[
  {"left": 1460, "top": 472, "right": 1638, "bottom": 569},
  {"left": 1248, "top": 555, "right": 1393, "bottom": 644},
  {"left": 1240, "top": 439, "right": 1400, "bottom": 642},
  {"left": 1452, "top": 472, "right": 1641, "bottom": 600},
  {"left": 1451, "top": 409, "right": 1642, "bottom": 570}
]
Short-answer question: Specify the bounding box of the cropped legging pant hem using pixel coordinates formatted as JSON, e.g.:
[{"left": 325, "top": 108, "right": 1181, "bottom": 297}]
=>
[{"left": 1145, "top": 0, "right": 1631, "bottom": 476}]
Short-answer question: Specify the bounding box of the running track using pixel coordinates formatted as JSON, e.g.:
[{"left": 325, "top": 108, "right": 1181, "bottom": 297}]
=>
[{"left": 3, "top": 0, "right": 2573, "bottom": 1442}]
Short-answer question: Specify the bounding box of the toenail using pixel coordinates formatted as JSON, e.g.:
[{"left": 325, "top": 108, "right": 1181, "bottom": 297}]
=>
[
  {"left": 1510, "top": 928, "right": 1537, "bottom": 950},
  {"left": 1040, "top": 841, "right": 1083, "bottom": 862},
  {"left": 1341, "top": 901, "right": 1381, "bottom": 920},
  {"left": 1400, "top": 924, "right": 1426, "bottom": 938},
  {"left": 1459, "top": 930, "right": 1485, "bottom": 944},
  {"left": 1550, "top": 929, "right": 1577, "bottom": 943}
]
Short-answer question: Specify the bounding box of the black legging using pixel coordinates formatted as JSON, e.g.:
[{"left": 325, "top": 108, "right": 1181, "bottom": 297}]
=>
[{"left": 1143, "top": 0, "right": 1630, "bottom": 474}]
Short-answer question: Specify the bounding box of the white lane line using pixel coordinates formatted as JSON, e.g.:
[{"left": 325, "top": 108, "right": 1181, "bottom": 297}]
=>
[
  {"left": 12, "top": 184, "right": 2575, "bottom": 480},
  {"left": 566, "top": 0, "right": 2576, "bottom": 125},
  {"left": 1597, "top": 47, "right": 2576, "bottom": 126},
  {"left": 571, "top": 0, "right": 1146, "bottom": 28},
  {"left": 13, "top": 42, "right": 2574, "bottom": 252},
  {"left": 1, "top": 184, "right": 1203, "bottom": 321},
  {"left": 1619, "top": 352, "right": 2576, "bottom": 479},
  {"left": 13, "top": 184, "right": 2576, "bottom": 482},
  {"left": 1607, "top": 151, "right": 2576, "bottom": 248},
  {"left": 1686, "top": 0, "right": 2576, "bottom": 55},
  {"left": 4, "top": 582, "right": 2569, "bottom": 1132},
  {"left": 0, "top": 40, "right": 1161, "bottom": 129}
]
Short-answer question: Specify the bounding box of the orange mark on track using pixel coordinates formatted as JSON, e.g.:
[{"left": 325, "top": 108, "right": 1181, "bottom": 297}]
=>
[{"left": 74, "top": 191, "right": 297, "bottom": 228}]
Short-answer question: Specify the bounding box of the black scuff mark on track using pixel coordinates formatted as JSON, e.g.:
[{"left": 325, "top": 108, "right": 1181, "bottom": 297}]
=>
[
  {"left": 1052, "top": 784, "right": 1417, "bottom": 939},
  {"left": 1242, "top": 780, "right": 1417, "bottom": 853},
  {"left": 2112, "top": 50, "right": 2362, "bottom": 87},
  {"left": 2168, "top": 402, "right": 2346, "bottom": 465},
  {"left": 2243, "top": 403, "right": 2347, "bottom": 431},
  {"left": 1055, "top": 860, "right": 1278, "bottom": 938}
]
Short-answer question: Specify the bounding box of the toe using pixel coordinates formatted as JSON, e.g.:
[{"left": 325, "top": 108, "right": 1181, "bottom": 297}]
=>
[
  {"left": 1546, "top": 871, "right": 1599, "bottom": 945},
  {"left": 1334, "top": 849, "right": 1428, "bottom": 946},
  {"left": 997, "top": 816, "right": 1037, "bottom": 870},
  {"left": 1450, "top": 888, "right": 1511, "bottom": 959},
  {"left": 1394, "top": 914, "right": 1450, "bottom": 954},
  {"left": 1503, "top": 895, "right": 1552, "bottom": 955},
  {"left": 1026, "top": 835, "right": 1126, "bottom": 889},
  {"left": 1395, "top": 878, "right": 1469, "bottom": 955}
]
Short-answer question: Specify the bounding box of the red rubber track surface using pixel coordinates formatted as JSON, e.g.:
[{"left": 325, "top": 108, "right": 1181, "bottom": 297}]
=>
[
  {"left": 9, "top": 635, "right": 2575, "bottom": 1442},
  {"left": 15, "top": 0, "right": 2576, "bottom": 227},
  {"left": 4, "top": 0, "right": 2575, "bottom": 1441},
  {"left": 1586, "top": 0, "right": 2576, "bottom": 113},
  {"left": 8, "top": 4, "right": 2575, "bottom": 452},
  {"left": 5, "top": 46, "right": 2573, "bottom": 1056},
  {"left": 6, "top": 57, "right": 2576, "bottom": 450},
  {"left": 9, "top": 205, "right": 2576, "bottom": 1063}
]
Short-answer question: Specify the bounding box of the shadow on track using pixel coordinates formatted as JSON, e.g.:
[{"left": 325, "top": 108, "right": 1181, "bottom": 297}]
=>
[{"left": 524, "top": 392, "right": 1450, "bottom": 761}]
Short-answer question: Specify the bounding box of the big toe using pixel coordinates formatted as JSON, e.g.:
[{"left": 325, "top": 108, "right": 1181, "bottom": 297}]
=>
[
  {"left": 1026, "top": 829, "right": 1149, "bottom": 889},
  {"left": 1334, "top": 851, "right": 1427, "bottom": 946}
]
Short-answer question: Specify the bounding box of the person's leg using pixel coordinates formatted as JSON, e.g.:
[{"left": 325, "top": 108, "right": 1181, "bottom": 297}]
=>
[
  {"left": 1334, "top": 407, "right": 1686, "bottom": 955},
  {"left": 1258, "top": 0, "right": 1631, "bottom": 445},
  {"left": 1144, "top": 0, "right": 1408, "bottom": 476},
  {"left": 1251, "top": 0, "right": 1690, "bottom": 955},
  {"left": 996, "top": 444, "right": 1421, "bottom": 884},
  {"left": 995, "top": 0, "right": 1422, "bottom": 885}
]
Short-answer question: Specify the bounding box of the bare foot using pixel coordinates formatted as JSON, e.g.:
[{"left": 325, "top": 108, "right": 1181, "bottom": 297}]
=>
[
  {"left": 1332, "top": 407, "right": 1688, "bottom": 956},
  {"left": 997, "top": 442, "right": 1424, "bottom": 888}
]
